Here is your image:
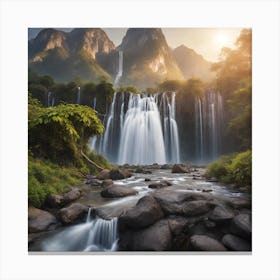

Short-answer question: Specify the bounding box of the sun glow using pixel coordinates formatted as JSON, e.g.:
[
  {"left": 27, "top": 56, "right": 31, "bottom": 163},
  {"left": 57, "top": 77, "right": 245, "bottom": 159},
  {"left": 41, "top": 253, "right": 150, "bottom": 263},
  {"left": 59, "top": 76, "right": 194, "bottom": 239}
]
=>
[{"left": 214, "top": 33, "right": 229, "bottom": 48}]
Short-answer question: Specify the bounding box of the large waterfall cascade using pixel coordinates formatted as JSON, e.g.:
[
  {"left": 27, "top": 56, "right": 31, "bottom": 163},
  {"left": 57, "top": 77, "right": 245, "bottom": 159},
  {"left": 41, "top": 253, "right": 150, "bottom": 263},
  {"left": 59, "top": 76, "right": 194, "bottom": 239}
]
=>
[
  {"left": 91, "top": 92, "right": 181, "bottom": 165},
  {"left": 42, "top": 209, "right": 118, "bottom": 252}
]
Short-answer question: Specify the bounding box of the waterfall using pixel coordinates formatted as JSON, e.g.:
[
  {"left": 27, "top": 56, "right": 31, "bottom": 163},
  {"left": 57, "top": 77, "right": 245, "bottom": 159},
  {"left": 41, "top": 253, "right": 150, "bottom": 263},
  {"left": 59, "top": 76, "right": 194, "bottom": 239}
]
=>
[
  {"left": 77, "top": 86, "right": 81, "bottom": 104},
  {"left": 42, "top": 208, "right": 118, "bottom": 252},
  {"left": 93, "top": 96, "right": 97, "bottom": 110},
  {"left": 91, "top": 92, "right": 180, "bottom": 165},
  {"left": 114, "top": 50, "right": 123, "bottom": 88},
  {"left": 194, "top": 91, "right": 224, "bottom": 162},
  {"left": 118, "top": 94, "right": 166, "bottom": 165},
  {"left": 195, "top": 97, "right": 204, "bottom": 161},
  {"left": 160, "top": 93, "right": 180, "bottom": 163},
  {"left": 47, "top": 91, "right": 52, "bottom": 107}
]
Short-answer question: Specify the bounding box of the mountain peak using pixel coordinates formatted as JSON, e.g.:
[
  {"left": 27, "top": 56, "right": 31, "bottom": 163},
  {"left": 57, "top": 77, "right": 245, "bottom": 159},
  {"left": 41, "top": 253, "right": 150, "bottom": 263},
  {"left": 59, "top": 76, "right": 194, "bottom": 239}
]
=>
[
  {"left": 70, "top": 28, "right": 115, "bottom": 59},
  {"left": 173, "top": 45, "right": 213, "bottom": 81}
]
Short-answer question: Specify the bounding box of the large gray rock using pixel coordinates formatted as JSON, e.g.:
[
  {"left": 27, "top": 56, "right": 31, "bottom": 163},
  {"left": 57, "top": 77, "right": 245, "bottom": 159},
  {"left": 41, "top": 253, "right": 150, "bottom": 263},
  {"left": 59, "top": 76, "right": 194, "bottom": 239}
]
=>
[
  {"left": 168, "top": 216, "right": 190, "bottom": 250},
  {"left": 148, "top": 180, "right": 172, "bottom": 189},
  {"left": 46, "top": 194, "right": 64, "bottom": 208},
  {"left": 109, "top": 169, "right": 131, "bottom": 180},
  {"left": 101, "top": 184, "right": 138, "bottom": 198},
  {"left": 96, "top": 169, "right": 110, "bottom": 180},
  {"left": 28, "top": 207, "right": 58, "bottom": 233},
  {"left": 182, "top": 200, "right": 212, "bottom": 217},
  {"left": 230, "top": 214, "right": 251, "bottom": 239},
  {"left": 190, "top": 235, "right": 227, "bottom": 251},
  {"left": 101, "top": 179, "right": 113, "bottom": 187},
  {"left": 222, "top": 234, "right": 251, "bottom": 251},
  {"left": 172, "top": 164, "right": 189, "bottom": 173},
  {"left": 46, "top": 188, "right": 81, "bottom": 208},
  {"left": 119, "top": 219, "right": 172, "bottom": 251},
  {"left": 209, "top": 205, "right": 234, "bottom": 223},
  {"left": 119, "top": 196, "right": 164, "bottom": 229},
  {"left": 59, "top": 203, "right": 88, "bottom": 225},
  {"left": 63, "top": 188, "right": 81, "bottom": 204}
]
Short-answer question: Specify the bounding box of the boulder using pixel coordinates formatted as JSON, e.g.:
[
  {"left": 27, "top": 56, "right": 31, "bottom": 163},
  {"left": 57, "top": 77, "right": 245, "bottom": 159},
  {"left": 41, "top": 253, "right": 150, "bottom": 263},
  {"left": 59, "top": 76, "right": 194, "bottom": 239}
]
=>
[
  {"left": 209, "top": 205, "right": 234, "bottom": 223},
  {"left": 119, "top": 196, "right": 164, "bottom": 229},
  {"left": 172, "top": 164, "right": 189, "bottom": 173},
  {"left": 59, "top": 203, "right": 88, "bottom": 225},
  {"left": 144, "top": 178, "right": 151, "bottom": 182},
  {"left": 63, "top": 188, "right": 81, "bottom": 204},
  {"left": 230, "top": 214, "right": 251, "bottom": 239},
  {"left": 109, "top": 169, "right": 131, "bottom": 180},
  {"left": 101, "top": 184, "right": 138, "bottom": 198},
  {"left": 153, "top": 190, "right": 206, "bottom": 215},
  {"left": 168, "top": 216, "right": 190, "bottom": 250},
  {"left": 160, "top": 164, "right": 173, "bottom": 169},
  {"left": 222, "top": 234, "right": 251, "bottom": 251},
  {"left": 190, "top": 235, "right": 227, "bottom": 251},
  {"left": 101, "top": 179, "right": 113, "bottom": 187},
  {"left": 96, "top": 169, "right": 110, "bottom": 180},
  {"left": 148, "top": 180, "right": 172, "bottom": 189},
  {"left": 182, "top": 200, "right": 212, "bottom": 217},
  {"left": 46, "top": 194, "right": 64, "bottom": 208},
  {"left": 167, "top": 216, "right": 189, "bottom": 236},
  {"left": 135, "top": 168, "right": 152, "bottom": 174},
  {"left": 46, "top": 188, "right": 81, "bottom": 208},
  {"left": 28, "top": 207, "right": 58, "bottom": 233},
  {"left": 119, "top": 219, "right": 172, "bottom": 251}
]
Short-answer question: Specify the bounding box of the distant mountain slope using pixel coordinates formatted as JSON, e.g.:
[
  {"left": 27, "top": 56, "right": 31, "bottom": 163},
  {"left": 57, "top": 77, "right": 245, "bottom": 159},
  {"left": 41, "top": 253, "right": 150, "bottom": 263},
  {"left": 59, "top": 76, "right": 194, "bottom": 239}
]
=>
[
  {"left": 173, "top": 45, "right": 214, "bottom": 81},
  {"left": 28, "top": 28, "right": 115, "bottom": 82},
  {"left": 117, "top": 28, "right": 184, "bottom": 88}
]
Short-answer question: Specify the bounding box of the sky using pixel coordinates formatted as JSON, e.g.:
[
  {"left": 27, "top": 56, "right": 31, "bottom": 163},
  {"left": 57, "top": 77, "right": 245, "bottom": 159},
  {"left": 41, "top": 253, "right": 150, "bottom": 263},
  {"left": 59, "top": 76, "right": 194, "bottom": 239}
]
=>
[{"left": 28, "top": 28, "right": 243, "bottom": 62}]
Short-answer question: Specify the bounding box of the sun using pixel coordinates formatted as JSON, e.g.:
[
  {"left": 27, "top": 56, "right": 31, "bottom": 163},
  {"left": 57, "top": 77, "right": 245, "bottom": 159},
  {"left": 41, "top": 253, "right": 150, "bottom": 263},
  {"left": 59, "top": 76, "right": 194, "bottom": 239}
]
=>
[{"left": 215, "top": 33, "right": 229, "bottom": 48}]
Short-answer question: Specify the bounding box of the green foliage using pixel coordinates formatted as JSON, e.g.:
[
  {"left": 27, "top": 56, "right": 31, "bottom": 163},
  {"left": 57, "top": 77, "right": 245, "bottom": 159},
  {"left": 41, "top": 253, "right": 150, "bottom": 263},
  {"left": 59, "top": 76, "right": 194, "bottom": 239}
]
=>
[
  {"left": 87, "top": 150, "right": 115, "bottom": 173},
  {"left": 206, "top": 150, "right": 252, "bottom": 190},
  {"left": 181, "top": 78, "right": 205, "bottom": 98},
  {"left": 211, "top": 29, "right": 252, "bottom": 152},
  {"left": 29, "top": 99, "right": 104, "bottom": 165},
  {"left": 28, "top": 156, "right": 80, "bottom": 208},
  {"left": 117, "top": 85, "right": 140, "bottom": 94}
]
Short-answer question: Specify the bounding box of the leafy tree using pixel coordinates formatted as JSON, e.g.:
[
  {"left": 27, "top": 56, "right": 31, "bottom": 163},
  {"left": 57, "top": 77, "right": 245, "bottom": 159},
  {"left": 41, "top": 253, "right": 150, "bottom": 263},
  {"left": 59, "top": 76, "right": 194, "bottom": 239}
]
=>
[
  {"left": 212, "top": 29, "right": 252, "bottom": 151},
  {"left": 28, "top": 96, "right": 104, "bottom": 165}
]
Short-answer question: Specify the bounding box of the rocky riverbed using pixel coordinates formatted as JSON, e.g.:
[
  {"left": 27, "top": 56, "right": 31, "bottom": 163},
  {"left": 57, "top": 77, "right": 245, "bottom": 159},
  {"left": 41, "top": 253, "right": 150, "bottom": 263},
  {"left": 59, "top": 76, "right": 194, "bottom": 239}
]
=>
[{"left": 28, "top": 164, "right": 251, "bottom": 252}]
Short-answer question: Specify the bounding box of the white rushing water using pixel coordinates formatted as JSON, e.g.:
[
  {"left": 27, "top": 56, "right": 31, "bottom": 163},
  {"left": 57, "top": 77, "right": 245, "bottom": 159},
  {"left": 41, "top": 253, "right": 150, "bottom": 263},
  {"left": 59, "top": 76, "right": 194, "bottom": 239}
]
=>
[
  {"left": 91, "top": 92, "right": 180, "bottom": 165},
  {"left": 77, "top": 86, "right": 81, "bottom": 104},
  {"left": 118, "top": 94, "right": 166, "bottom": 165},
  {"left": 42, "top": 209, "right": 118, "bottom": 252},
  {"left": 195, "top": 92, "right": 223, "bottom": 162},
  {"left": 114, "top": 50, "right": 123, "bottom": 88}
]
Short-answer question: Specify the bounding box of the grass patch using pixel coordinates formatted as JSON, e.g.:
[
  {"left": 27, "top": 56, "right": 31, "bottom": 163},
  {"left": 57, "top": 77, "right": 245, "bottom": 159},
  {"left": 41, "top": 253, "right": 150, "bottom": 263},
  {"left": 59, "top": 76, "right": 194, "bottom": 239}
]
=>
[{"left": 28, "top": 156, "right": 81, "bottom": 208}]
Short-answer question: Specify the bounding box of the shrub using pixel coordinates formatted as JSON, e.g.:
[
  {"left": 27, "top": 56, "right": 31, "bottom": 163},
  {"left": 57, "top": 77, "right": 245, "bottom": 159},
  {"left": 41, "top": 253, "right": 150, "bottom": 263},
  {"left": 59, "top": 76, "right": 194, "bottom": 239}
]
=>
[{"left": 206, "top": 150, "right": 252, "bottom": 190}]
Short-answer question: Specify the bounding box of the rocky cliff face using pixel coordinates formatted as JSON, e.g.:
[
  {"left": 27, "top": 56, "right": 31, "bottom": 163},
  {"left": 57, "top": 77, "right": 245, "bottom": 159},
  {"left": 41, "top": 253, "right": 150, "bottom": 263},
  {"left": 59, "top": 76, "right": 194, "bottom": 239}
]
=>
[
  {"left": 28, "top": 28, "right": 115, "bottom": 82},
  {"left": 69, "top": 28, "right": 115, "bottom": 59},
  {"left": 28, "top": 28, "right": 215, "bottom": 87},
  {"left": 117, "top": 28, "right": 184, "bottom": 88},
  {"left": 173, "top": 45, "right": 214, "bottom": 81}
]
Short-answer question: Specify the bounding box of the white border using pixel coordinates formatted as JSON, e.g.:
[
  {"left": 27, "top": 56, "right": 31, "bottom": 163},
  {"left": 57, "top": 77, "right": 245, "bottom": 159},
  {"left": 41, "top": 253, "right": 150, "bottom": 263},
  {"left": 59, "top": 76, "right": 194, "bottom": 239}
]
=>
[{"left": 0, "top": 0, "right": 279, "bottom": 279}]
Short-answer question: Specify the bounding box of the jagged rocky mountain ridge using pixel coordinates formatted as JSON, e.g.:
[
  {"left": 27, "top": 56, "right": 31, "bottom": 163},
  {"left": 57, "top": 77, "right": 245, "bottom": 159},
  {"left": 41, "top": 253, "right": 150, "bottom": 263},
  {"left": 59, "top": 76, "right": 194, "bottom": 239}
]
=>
[{"left": 29, "top": 28, "right": 214, "bottom": 87}]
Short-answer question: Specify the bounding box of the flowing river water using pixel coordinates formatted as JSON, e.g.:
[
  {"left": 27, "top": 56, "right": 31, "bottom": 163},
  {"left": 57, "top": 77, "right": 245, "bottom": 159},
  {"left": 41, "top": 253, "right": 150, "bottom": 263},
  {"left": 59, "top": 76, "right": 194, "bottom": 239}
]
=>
[{"left": 29, "top": 168, "right": 249, "bottom": 252}]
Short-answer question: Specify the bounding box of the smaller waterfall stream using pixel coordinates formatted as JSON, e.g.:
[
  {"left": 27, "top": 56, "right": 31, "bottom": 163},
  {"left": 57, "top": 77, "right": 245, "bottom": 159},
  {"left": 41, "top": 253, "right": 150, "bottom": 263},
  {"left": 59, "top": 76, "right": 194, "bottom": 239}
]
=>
[
  {"left": 42, "top": 209, "right": 118, "bottom": 252},
  {"left": 114, "top": 50, "right": 123, "bottom": 87},
  {"left": 77, "top": 86, "right": 81, "bottom": 104}
]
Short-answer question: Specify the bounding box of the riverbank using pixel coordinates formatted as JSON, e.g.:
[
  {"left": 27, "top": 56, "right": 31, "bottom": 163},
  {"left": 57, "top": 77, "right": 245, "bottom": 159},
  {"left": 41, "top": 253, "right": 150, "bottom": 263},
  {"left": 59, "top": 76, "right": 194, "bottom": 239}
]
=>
[{"left": 28, "top": 164, "right": 251, "bottom": 252}]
